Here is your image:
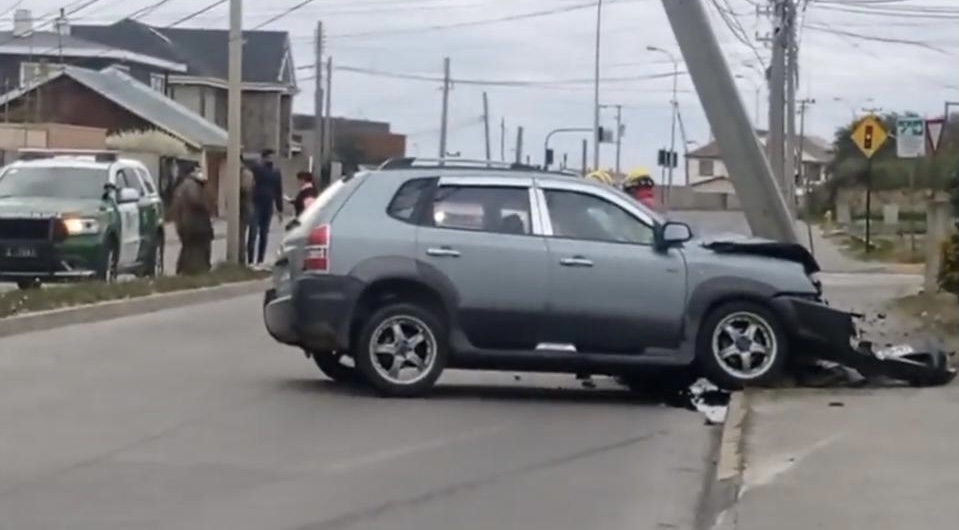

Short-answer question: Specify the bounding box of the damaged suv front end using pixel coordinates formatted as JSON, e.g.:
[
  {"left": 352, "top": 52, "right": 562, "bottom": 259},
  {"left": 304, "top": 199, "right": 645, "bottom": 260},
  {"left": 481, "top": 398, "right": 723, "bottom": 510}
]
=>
[{"left": 701, "top": 236, "right": 956, "bottom": 387}]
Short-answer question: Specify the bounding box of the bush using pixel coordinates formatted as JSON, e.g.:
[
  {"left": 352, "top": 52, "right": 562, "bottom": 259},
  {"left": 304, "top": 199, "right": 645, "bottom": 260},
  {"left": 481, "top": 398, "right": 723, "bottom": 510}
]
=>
[{"left": 940, "top": 234, "right": 959, "bottom": 295}]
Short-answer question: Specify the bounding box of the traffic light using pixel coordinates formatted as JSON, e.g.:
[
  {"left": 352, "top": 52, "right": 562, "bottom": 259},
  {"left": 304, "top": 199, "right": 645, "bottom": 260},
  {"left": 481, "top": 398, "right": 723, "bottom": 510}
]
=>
[
  {"left": 863, "top": 125, "right": 874, "bottom": 150},
  {"left": 544, "top": 148, "right": 554, "bottom": 166}
]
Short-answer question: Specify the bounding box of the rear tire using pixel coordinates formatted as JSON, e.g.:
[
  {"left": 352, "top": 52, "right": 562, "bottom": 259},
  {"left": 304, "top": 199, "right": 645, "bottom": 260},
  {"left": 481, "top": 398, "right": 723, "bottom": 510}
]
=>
[
  {"left": 310, "top": 351, "right": 358, "bottom": 384},
  {"left": 16, "top": 279, "right": 40, "bottom": 290},
  {"left": 354, "top": 302, "right": 448, "bottom": 397},
  {"left": 696, "top": 301, "right": 788, "bottom": 390}
]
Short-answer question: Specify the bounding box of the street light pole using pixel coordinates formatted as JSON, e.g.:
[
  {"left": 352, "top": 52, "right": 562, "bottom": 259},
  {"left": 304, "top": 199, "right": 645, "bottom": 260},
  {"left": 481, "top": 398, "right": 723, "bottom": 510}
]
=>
[
  {"left": 592, "top": 0, "right": 603, "bottom": 171},
  {"left": 544, "top": 127, "right": 593, "bottom": 169},
  {"left": 647, "top": 45, "right": 679, "bottom": 199}
]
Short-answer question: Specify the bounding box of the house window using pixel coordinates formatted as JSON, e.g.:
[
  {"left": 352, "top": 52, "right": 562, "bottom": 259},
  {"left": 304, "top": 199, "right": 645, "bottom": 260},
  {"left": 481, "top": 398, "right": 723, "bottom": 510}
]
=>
[
  {"left": 150, "top": 73, "right": 165, "bottom": 93},
  {"left": 19, "top": 62, "right": 49, "bottom": 86},
  {"left": 699, "top": 159, "right": 715, "bottom": 177}
]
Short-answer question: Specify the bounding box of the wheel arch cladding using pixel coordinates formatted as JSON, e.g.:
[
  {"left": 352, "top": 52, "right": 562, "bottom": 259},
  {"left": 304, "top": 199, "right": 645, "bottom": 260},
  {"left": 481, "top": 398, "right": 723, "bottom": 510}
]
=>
[
  {"left": 685, "top": 277, "right": 783, "bottom": 340},
  {"left": 348, "top": 257, "right": 458, "bottom": 338}
]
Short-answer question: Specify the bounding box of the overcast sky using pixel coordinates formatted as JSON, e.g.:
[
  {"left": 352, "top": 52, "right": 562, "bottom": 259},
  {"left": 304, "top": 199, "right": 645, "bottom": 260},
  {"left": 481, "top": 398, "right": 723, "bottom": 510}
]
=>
[{"left": 11, "top": 0, "right": 959, "bottom": 177}]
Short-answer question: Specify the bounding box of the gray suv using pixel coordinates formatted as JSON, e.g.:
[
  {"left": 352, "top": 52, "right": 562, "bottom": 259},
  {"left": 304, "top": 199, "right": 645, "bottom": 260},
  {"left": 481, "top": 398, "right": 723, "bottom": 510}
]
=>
[{"left": 264, "top": 158, "right": 846, "bottom": 396}]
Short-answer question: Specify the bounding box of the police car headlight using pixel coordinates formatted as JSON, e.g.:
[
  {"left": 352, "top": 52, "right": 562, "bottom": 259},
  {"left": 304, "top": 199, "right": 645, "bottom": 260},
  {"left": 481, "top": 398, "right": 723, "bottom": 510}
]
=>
[{"left": 63, "top": 217, "right": 101, "bottom": 235}]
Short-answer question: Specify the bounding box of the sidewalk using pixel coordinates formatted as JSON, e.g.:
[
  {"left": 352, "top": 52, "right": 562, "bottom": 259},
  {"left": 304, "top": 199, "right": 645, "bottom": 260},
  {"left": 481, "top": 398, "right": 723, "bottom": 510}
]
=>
[{"left": 712, "top": 276, "right": 958, "bottom": 530}]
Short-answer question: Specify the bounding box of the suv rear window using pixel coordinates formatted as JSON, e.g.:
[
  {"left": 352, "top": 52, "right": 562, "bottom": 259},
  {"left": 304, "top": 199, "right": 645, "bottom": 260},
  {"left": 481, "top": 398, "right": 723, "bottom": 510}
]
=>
[{"left": 387, "top": 177, "right": 435, "bottom": 222}]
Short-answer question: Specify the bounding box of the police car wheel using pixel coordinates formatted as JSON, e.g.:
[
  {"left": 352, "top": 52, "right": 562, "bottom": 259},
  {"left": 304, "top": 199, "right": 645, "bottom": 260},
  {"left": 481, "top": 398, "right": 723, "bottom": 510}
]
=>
[{"left": 97, "top": 243, "right": 119, "bottom": 284}]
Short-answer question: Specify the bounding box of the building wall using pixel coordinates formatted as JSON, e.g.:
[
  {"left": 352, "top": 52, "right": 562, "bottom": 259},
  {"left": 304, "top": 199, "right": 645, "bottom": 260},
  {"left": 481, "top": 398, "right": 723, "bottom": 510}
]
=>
[
  {"left": 241, "top": 91, "right": 281, "bottom": 155},
  {"left": 3, "top": 76, "right": 154, "bottom": 133},
  {"left": 168, "top": 84, "right": 225, "bottom": 129}
]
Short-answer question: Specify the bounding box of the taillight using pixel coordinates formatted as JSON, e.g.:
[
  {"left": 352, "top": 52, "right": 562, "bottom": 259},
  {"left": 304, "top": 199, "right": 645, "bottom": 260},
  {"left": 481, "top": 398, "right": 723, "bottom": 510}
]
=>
[{"left": 303, "top": 224, "right": 330, "bottom": 272}]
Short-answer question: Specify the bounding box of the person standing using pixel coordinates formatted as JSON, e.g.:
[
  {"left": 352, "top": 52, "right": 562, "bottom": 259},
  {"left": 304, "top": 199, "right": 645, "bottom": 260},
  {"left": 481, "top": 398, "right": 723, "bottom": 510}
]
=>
[
  {"left": 239, "top": 156, "right": 255, "bottom": 265},
  {"left": 170, "top": 166, "right": 214, "bottom": 275},
  {"left": 292, "top": 170, "right": 318, "bottom": 217},
  {"left": 247, "top": 149, "right": 283, "bottom": 266}
]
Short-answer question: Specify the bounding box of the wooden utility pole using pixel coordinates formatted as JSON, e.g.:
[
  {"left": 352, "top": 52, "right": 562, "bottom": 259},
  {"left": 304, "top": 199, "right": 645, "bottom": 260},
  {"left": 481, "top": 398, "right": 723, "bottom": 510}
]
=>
[
  {"left": 482, "top": 92, "right": 491, "bottom": 162},
  {"left": 324, "top": 57, "right": 333, "bottom": 167},
  {"left": 225, "top": 0, "right": 243, "bottom": 264},
  {"left": 438, "top": 57, "right": 451, "bottom": 160},
  {"left": 499, "top": 117, "right": 505, "bottom": 161},
  {"left": 313, "top": 21, "right": 325, "bottom": 184},
  {"left": 514, "top": 126, "right": 524, "bottom": 164}
]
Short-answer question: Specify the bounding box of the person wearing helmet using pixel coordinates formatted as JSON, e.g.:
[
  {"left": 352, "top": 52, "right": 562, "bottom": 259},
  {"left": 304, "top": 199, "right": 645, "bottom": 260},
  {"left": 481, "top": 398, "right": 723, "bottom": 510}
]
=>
[
  {"left": 585, "top": 169, "right": 614, "bottom": 186},
  {"left": 623, "top": 167, "right": 658, "bottom": 210}
]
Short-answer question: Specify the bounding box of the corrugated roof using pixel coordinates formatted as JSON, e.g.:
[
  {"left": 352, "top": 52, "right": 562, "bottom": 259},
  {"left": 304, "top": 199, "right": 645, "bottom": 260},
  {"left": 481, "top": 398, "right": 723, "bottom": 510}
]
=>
[{"left": 0, "top": 66, "right": 226, "bottom": 149}]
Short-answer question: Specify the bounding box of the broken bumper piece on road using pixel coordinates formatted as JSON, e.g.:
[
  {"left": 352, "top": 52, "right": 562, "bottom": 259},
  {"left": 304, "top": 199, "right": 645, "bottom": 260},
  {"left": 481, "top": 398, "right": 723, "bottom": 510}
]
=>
[{"left": 789, "top": 298, "right": 956, "bottom": 387}]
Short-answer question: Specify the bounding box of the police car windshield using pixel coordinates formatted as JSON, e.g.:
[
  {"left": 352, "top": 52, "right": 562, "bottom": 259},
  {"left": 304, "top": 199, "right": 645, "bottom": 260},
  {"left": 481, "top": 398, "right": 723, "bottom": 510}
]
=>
[{"left": 0, "top": 166, "right": 108, "bottom": 200}]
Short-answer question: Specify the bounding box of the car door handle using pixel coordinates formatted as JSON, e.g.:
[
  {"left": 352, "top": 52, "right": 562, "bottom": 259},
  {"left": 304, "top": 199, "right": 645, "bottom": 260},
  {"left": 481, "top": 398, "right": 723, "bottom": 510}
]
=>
[
  {"left": 427, "top": 247, "right": 461, "bottom": 258},
  {"left": 559, "top": 256, "right": 593, "bottom": 267}
]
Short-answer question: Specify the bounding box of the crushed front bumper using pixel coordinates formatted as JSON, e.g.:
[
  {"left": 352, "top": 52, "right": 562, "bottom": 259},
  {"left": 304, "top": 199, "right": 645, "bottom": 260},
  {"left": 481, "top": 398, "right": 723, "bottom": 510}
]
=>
[{"left": 779, "top": 296, "right": 956, "bottom": 387}]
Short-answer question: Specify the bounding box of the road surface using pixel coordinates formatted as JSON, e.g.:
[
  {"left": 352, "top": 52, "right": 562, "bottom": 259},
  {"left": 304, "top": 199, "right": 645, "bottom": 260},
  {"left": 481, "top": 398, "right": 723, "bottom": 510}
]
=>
[{"left": 0, "top": 295, "right": 714, "bottom": 530}]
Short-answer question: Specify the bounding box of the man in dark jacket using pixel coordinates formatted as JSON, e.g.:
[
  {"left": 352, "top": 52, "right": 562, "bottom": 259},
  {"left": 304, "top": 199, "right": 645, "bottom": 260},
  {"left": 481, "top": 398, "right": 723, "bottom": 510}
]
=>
[
  {"left": 170, "top": 166, "right": 214, "bottom": 275},
  {"left": 247, "top": 149, "right": 283, "bottom": 266}
]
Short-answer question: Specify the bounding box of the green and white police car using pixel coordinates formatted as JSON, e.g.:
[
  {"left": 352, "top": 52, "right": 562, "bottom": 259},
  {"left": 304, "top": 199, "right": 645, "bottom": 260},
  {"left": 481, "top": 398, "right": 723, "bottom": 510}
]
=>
[{"left": 0, "top": 149, "right": 165, "bottom": 289}]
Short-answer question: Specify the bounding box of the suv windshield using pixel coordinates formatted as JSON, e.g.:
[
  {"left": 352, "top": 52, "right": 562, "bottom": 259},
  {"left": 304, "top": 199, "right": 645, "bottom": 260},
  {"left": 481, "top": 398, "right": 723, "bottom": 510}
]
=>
[{"left": 0, "top": 166, "right": 108, "bottom": 200}]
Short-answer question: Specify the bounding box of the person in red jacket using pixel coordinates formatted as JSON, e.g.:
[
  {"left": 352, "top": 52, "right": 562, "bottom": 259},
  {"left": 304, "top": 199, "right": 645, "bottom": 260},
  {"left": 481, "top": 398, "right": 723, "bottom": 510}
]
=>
[{"left": 623, "top": 168, "right": 658, "bottom": 211}]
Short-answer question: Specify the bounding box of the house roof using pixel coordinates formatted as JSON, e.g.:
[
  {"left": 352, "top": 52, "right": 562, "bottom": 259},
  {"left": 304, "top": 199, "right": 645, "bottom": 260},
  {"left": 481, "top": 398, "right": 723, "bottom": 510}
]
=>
[
  {"left": 0, "top": 30, "right": 186, "bottom": 72},
  {"left": 687, "top": 131, "right": 834, "bottom": 163},
  {"left": 72, "top": 20, "right": 293, "bottom": 87},
  {"left": 0, "top": 65, "right": 226, "bottom": 149}
]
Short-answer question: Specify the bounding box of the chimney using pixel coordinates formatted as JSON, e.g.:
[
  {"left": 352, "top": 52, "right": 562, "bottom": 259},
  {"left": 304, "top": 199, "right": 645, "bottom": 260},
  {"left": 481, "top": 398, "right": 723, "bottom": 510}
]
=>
[
  {"left": 54, "top": 8, "right": 69, "bottom": 36},
  {"left": 12, "top": 9, "right": 32, "bottom": 37}
]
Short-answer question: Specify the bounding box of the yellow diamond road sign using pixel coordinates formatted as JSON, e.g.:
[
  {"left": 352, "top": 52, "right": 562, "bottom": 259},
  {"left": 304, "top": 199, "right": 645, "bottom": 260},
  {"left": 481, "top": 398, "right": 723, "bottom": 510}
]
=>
[{"left": 851, "top": 115, "right": 888, "bottom": 159}]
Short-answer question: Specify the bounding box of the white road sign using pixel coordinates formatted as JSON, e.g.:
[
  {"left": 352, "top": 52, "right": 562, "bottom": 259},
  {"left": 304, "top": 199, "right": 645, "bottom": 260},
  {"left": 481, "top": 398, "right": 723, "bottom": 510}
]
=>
[
  {"left": 926, "top": 118, "right": 945, "bottom": 153},
  {"left": 896, "top": 116, "right": 925, "bottom": 158}
]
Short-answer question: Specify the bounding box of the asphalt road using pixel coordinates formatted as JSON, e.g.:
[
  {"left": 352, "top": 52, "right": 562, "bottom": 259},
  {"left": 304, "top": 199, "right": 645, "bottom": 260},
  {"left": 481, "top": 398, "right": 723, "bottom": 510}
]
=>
[{"left": 0, "top": 295, "right": 714, "bottom": 530}]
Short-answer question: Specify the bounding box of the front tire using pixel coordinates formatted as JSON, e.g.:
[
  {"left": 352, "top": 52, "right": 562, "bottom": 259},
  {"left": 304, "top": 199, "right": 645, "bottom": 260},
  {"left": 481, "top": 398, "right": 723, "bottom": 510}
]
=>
[
  {"left": 696, "top": 301, "right": 788, "bottom": 390},
  {"left": 354, "top": 303, "right": 448, "bottom": 397},
  {"left": 310, "top": 351, "right": 358, "bottom": 384},
  {"left": 97, "top": 241, "right": 119, "bottom": 284}
]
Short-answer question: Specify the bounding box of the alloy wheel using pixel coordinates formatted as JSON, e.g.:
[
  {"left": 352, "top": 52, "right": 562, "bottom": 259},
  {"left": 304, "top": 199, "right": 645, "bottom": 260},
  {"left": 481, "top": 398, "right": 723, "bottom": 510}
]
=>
[
  {"left": 368, "top": 315, "right": 437, "bottom": 385},
  {"left": 711, "top": 311, "right": 778, "bottom": 380}
]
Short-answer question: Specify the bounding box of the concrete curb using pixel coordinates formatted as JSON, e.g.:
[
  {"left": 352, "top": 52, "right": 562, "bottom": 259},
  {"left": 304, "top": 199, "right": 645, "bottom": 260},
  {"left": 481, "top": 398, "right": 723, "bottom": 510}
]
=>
[
  {"left": 695, "top": 391, "right": 750, "bottom": 530},
  {"left": 0, "top": 279, "right": 268, "bottom": 340}
]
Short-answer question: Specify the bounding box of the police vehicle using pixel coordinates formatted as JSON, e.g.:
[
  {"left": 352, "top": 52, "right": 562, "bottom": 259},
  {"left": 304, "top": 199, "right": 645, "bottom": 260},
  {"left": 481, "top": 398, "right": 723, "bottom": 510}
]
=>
[{"left": 0, "top": 149, "right": 165, "bottom": 289}]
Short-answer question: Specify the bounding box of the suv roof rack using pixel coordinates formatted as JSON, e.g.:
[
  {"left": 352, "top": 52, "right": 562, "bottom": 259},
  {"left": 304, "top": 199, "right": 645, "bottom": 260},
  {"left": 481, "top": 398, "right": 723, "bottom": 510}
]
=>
[
  {"left": 17, "top": 148, "right": 119, "bottom": 163},
  {"left": 377, "top": 157, "right": 582, "bottom": 176}
]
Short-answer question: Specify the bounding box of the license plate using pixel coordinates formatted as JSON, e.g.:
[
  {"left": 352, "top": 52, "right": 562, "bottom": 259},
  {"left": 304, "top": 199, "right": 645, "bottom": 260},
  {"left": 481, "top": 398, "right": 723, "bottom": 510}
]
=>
[{"left": 2, "top": 246, "right": 37, "bottom": 259}]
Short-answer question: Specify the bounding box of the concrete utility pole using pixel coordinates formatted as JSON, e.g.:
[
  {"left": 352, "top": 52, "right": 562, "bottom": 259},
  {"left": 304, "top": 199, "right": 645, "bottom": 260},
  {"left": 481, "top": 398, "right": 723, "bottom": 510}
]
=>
[
  {"left": 783, "top": 0, "right": 798, "bottom": 218},
  {"left": 324, "top": 57, "right": 332, "bottom": 164},
  {"left": 798, "top": 97, "right": 815, "bottom": 252},
  {"left": 499, "top": 117, "right": 506, "bottom": 161},
  {"left": 313, "top": 21, "right": 326, "bottom": 185},
  {"left": 592, "top": 0, "right": 603, "bottom": 170},
  {"left": 767, "top": 0, "right": 787, "bottom": 190},
  {"left": 581, "top": 138, "right": 588, "bottom": 175},
  {"left": 482, "top": 92, "right": 491, "bottom": 162},
  {"left": 225, "top": 0, "right": 243, "bottom": 264},
  {"left": 438, "top": 57, "right": 451, "bottom": 160},
  {"left": 514, "top": 126, "right": 524, "bottom": 164},
  {"left": 661, "top": 0, "right": 796, "bottom": 243},
  {"left": 600, "top": 105, "right": 624, "bottom": 174}
]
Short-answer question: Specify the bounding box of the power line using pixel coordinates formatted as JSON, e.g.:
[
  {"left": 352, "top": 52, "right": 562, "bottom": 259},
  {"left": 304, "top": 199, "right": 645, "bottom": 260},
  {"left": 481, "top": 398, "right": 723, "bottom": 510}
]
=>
[
  {"left": 804, "top": 22, "right": 954, "bottom": 54},
  {"left": 329, "top": 0, "right": 641, "bottom": 39},
  {"left": 252, "top": 0, "right": 317, "bottom": 30},
  {"left": 165, "top": 0, "right": 229, "bottom": 28}
]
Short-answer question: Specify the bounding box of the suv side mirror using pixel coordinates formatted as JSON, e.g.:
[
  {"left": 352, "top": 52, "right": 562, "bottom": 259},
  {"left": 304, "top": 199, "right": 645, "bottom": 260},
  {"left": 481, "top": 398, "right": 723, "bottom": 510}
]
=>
[
  {"left": 655, "top": 221, "right": 693, "bottom": 250},
  {"left": 117, "top": 187, "right": 141, "bottom": 204}
]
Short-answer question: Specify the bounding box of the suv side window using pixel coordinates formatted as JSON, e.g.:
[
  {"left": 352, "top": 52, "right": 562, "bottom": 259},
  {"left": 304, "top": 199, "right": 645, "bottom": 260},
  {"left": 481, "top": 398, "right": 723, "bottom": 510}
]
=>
[
  {"left": 387, "top": 177, "right": 435, "bottom": 223},
  {"left": 115, "top": 169, "right": 141, "bottom": 194},
  {"left": 431, "top": 185, "right": 531, "bottom": 235},
  {"left": 544, "top": 189, "right": 654, "bottom": 245},
  {"left": 134, "top": 167, "right": 157, "bottom": 195}
]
